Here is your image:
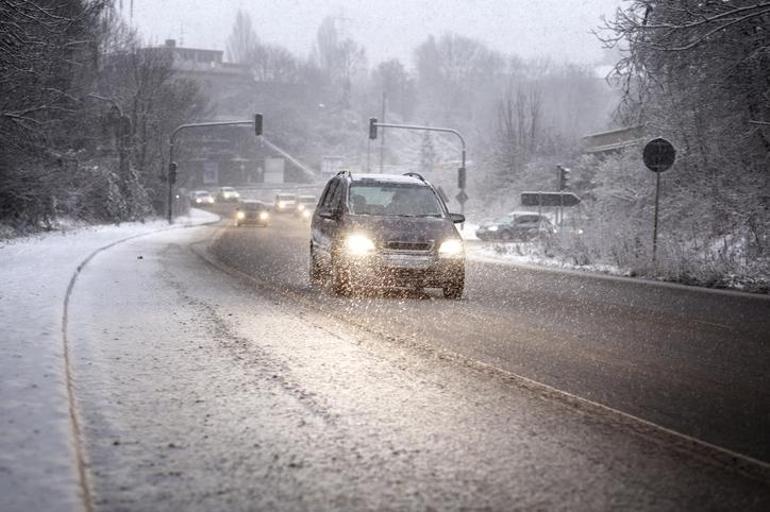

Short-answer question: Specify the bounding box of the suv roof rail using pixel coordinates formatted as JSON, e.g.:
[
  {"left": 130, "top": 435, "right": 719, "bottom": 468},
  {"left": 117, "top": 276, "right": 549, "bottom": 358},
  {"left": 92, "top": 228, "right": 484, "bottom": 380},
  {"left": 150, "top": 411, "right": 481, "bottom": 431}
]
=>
[{"left": 403, "top": 172, "right": 426, "bottom": 182}]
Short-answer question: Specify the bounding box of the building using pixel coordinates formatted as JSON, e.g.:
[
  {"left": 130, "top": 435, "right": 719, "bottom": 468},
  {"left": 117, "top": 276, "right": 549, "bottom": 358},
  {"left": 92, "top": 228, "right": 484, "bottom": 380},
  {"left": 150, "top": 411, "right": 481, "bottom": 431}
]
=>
[
  {"left": 147, "top": 40, "right": 313, "bottom": 187},
  {"left": 582, "top": 125, "right": 646, "bottom": 155}
]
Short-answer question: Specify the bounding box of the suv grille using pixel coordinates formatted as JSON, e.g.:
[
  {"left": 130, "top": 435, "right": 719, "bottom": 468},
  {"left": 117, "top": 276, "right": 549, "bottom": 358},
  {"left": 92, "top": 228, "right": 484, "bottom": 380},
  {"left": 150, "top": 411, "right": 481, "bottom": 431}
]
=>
[{"left": 384, "top": 241, "right": 433, "bottom": 252}]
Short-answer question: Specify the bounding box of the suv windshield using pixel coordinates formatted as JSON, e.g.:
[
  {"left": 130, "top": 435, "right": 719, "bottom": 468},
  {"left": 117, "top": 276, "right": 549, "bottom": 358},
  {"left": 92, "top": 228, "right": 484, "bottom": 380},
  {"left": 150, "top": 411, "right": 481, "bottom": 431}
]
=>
[{"left": 349, "top": 183, "right": 443, "bottom": 217}]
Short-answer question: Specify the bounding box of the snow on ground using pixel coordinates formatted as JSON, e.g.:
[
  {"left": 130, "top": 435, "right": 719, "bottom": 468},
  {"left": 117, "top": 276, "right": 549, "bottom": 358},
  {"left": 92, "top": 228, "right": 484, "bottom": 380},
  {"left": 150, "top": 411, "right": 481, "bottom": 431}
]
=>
[
  {"left": 467, "top": 240, "right": 625, "bottom": 275},
  {"left": 0, "top": 209, "right": 218, "bottom": 512},
  {"left": 459, "top": 222, "right": 626, "bottom": 276}
]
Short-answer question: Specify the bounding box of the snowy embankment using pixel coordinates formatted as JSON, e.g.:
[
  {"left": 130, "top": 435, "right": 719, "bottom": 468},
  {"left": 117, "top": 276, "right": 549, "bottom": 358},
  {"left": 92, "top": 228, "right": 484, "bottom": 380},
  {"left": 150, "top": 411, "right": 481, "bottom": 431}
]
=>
[
  {"left": 0, "top": 209, "right": 218, "bottom": 512},
  {"left": 460, "top": 221, "right": 626, "bottom": 276},
  {"left": 460, "top": 222, "right": 768, "bottom": 292}
]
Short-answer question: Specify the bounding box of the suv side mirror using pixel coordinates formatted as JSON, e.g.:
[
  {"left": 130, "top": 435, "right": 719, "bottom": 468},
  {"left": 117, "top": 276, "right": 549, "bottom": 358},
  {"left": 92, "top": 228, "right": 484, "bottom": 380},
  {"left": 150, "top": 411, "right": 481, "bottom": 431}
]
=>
[
  {"left": 449, "top": 213, "right": 465, "bottom": 224},
  {"left": 318, "top": 207, "right": 336, "bottom": 220}
]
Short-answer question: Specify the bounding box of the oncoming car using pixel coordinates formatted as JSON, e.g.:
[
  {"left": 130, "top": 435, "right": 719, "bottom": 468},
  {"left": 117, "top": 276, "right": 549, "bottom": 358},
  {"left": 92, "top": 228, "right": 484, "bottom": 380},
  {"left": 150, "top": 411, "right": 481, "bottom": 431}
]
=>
[
  {"left": 234, "top": 200, "right": 270, "bottom": 227},
  {"left": 309, "top": 171, "right": 465, "bottom": 298},
  {"left": 216, "top": 186, "right": 240, "bottom": 203},
  {"left": 294, "top": 194, "right": 317, "bottom": 220},
  {"left": 274, "top": 193, "right": 297, "bottom": 213},
  {"left": 191, "top": 190, "right": 214, "bottom": 205},
  {"left": 476, "top": 211, "right": 555, "bottom": 241}
]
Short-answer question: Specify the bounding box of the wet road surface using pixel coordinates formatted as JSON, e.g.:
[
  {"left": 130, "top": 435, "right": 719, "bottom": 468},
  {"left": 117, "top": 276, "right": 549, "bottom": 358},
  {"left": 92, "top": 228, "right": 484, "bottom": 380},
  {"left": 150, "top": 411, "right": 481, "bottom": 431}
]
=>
[
  {"left": 210, "top": 213, "right": 770, "bottom": 464},
  {"left": 67, "top": 220, "right": 770, "bottom": 510}
]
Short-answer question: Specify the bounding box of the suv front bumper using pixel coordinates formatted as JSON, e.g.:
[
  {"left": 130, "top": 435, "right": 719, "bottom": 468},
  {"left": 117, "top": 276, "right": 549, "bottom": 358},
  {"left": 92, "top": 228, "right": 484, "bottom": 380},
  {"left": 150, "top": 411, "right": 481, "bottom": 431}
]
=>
[{"left": 339, "top": 253, "right": 464, "bottom": 288}]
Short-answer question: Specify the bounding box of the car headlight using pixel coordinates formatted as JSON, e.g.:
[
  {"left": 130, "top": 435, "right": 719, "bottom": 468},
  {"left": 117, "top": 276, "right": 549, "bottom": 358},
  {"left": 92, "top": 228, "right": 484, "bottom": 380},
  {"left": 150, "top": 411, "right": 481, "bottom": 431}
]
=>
[
  {"left": 195, "top": 198, "right": 202, "bottom": 204},
  {"left": 236, "top": 211, "right": 245, "bottom": 220},
  {"left": 345, "top": 233, "right": 375, "bottom": 256},
  {"left": 297, "top": 204, "right": 305, "bottom": 211},
  {"left": 487, "top": 225, "right": 498, "bottom": 232},
  {"left": 277, "top": 201, "right": 286, "bottom": 209},
  {"left": 259, "top": 211, "right": 269, "bottom": 220},
  {"left": 302, "top": 210, "right": 311, "bottom": 219},
  {"left": 438, "top": 239, "right": 464, "bottom": 257}
]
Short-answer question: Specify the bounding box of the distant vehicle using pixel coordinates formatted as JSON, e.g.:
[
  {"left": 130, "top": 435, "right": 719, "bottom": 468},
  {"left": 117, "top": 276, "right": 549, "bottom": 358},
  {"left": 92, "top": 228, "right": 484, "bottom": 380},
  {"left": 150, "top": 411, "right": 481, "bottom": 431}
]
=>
[
  {"left": 475, "top": 211, "right": 555, "bottom": 241},
  {"left": 310, "top": 171, "right": 466, "bottom": 298},
  {"left": 191, "top": 190, "right": 214, "bottom": 205},
  {"left": 234, "top": 200, "right": 270, "bottom": 227},
  {"left": 216, "top": 186, "right": 240, "bottom": 202},
  {"left": 294, "top": 194, "right": 317, "bottom": 220},
  {"left": 274, "top": 193, "right": 297, "bottom": 213}
]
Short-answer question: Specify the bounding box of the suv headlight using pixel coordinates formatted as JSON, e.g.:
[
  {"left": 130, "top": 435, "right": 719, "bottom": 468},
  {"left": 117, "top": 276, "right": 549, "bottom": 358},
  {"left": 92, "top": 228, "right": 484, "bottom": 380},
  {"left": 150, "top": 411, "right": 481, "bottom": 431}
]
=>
[
  {"left": 487, "top": 225, "right": 498, "bottom": 232},
  {"left": 345, "top": 233, "right": 375, "bottom": 256},
  {"left": 277, "top": 201, "right": 286, "bottom": 209},
  {"left": 236, "top": 211, "right": 245, "bottom": 220},
  {"left": 259, "top": 211, "right": 269, "bottom": 220},
  {"left": 438, "top": 239, "right": 463, "bottom": 257}
]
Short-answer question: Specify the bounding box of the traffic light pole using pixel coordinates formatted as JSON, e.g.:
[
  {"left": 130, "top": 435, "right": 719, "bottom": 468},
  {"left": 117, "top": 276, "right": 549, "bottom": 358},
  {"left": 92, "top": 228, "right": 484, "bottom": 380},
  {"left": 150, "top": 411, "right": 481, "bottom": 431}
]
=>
[
  {"left": 370, "top": 121, "right": 467, "bottom": 214},
  {"left": 167, "top": 117, "right": 260, "bottom": 224}
]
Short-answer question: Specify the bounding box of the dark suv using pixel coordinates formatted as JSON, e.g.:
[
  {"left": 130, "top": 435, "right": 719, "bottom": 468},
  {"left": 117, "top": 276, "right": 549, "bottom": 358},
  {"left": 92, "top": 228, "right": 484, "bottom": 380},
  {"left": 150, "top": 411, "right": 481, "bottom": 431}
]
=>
[{"left": 310, "top": 171, "right": 466, "bottom": 298}]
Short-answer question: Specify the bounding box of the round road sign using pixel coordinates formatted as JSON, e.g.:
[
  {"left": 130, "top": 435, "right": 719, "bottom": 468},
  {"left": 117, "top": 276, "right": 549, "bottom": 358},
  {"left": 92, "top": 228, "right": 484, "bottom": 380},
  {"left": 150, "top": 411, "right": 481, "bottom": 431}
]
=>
[{"left": 643, "top": 137, "right": 676, "bottom": 173}]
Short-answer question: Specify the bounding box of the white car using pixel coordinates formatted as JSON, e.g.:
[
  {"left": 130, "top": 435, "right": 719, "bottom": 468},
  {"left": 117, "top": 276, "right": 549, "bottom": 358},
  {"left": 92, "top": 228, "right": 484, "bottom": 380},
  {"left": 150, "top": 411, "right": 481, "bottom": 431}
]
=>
[
  {"left": 274, "top": 193, "right": 297, "bottom": 213},
  {"left": 191, "top": 190, "right": 214, "bottom": 205},
  {"left": 294, "top": 195, "right": 317, "bottom": 219},
  {"left": 216, "top": 186, "right": 240, "bottom": 202}
]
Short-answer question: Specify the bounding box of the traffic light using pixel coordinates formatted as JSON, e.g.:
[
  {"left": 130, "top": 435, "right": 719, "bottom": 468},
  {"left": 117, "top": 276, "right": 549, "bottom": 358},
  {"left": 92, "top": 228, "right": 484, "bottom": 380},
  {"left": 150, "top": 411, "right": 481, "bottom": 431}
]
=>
[
  {"left": 369, "top": 117, "right": 378, "bottom": 140},
  {"left": 558, "top": 165, "right": 570, "bottom": 191},
  {"left": 458, "top": 166, "right": 466, "bottom": 189},
  {"left": 254, "top": 113, "right": 263, "bottom": 136},
  {"left": 168, "top": 161, "right": 178, "bottom": 185}
]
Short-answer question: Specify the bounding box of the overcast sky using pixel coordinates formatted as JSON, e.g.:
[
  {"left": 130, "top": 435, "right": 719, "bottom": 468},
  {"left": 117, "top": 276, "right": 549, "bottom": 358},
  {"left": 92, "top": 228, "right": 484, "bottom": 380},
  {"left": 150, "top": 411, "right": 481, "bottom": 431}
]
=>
[{"left": 127, "top": 0, "right": 623, "bottom": 67}]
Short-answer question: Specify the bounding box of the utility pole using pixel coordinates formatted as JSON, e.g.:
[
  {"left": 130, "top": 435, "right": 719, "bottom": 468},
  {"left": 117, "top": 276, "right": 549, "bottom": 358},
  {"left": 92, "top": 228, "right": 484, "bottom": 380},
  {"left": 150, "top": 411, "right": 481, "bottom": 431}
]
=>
[
  {"left": 366, "top": 138, "right": 371, "bottom": 173},
  {"left": 379, "top": 91, "right": 386, "bottom": 173}
]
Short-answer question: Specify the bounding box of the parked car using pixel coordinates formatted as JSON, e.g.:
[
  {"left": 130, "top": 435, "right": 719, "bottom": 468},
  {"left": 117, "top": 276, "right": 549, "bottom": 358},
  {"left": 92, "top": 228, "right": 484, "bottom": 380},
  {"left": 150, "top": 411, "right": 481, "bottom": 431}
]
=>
[
  {"left": 191, "top": 190, "right": 214, "bottom": 205},
  {"left": 294, "top": 194, "right": 317, "bottom": 220},
  {"left": 310, "top": 171, "right": 466, "bottom": 298},
  {"left": 234, "top": 200, "right": 270, "bottom": 227},
  {"left": 216, "top": 186, "right": 240, "bottom": 202},
  {"left": 475, "top": 211, "right": 555, "bottom": 241},
  {"left": 274, "top": 193, "right": 297, "bottom": 213}
]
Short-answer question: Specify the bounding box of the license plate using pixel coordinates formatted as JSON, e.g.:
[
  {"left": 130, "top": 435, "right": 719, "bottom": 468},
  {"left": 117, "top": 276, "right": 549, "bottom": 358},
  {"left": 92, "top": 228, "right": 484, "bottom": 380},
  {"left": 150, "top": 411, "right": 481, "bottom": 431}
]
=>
[{"left": 383, "top": 255, "right": 433, "bottom": 269}]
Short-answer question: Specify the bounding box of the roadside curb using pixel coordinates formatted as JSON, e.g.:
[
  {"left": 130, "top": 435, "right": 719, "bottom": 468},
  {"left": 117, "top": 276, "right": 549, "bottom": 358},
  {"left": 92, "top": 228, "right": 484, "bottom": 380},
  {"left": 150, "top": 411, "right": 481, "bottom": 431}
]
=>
[{"left": 61, "top": 214, "right": 220, "bottom": 512}]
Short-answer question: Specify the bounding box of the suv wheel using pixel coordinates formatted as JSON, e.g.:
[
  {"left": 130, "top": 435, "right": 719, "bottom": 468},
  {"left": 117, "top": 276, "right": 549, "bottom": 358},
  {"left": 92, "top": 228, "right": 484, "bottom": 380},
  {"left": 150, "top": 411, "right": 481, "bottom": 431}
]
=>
[
  {"left": 443, "top": 273, "right": 465, "bottom": 299},
  {"left": 309, "top": 246, "right": 322, "bottom": 284},
  {"left": 332, "top": 258, "right": 351, "bottom": 296}
]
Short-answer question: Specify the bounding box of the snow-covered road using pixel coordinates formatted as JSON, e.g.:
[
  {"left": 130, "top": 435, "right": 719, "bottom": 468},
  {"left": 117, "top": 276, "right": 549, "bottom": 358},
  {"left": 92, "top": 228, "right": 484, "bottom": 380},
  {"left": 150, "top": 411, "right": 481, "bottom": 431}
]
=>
[
  {"left": 0, "top": 211, "right": 217, "bottom": 512},
  {"left": 65, "top": 223, "right": 770, "bottom": 509},
  {"left": 3, "top": 213, "right": 769, "bottom": 510}
]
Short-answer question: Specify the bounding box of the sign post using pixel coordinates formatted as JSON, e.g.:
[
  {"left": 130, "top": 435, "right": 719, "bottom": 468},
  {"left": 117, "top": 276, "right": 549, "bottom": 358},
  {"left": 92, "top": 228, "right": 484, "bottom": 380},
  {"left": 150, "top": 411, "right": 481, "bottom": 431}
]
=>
[{"left": 642, "top": 137, "right": 676, "bottom": 263}]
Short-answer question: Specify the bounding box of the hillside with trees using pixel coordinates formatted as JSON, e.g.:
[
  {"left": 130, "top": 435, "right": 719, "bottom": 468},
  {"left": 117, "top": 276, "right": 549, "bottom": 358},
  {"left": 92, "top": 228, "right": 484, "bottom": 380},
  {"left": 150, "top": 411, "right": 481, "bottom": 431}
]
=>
[{"left": 0, "top": 1, "right": 206, "bottom": 234}]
